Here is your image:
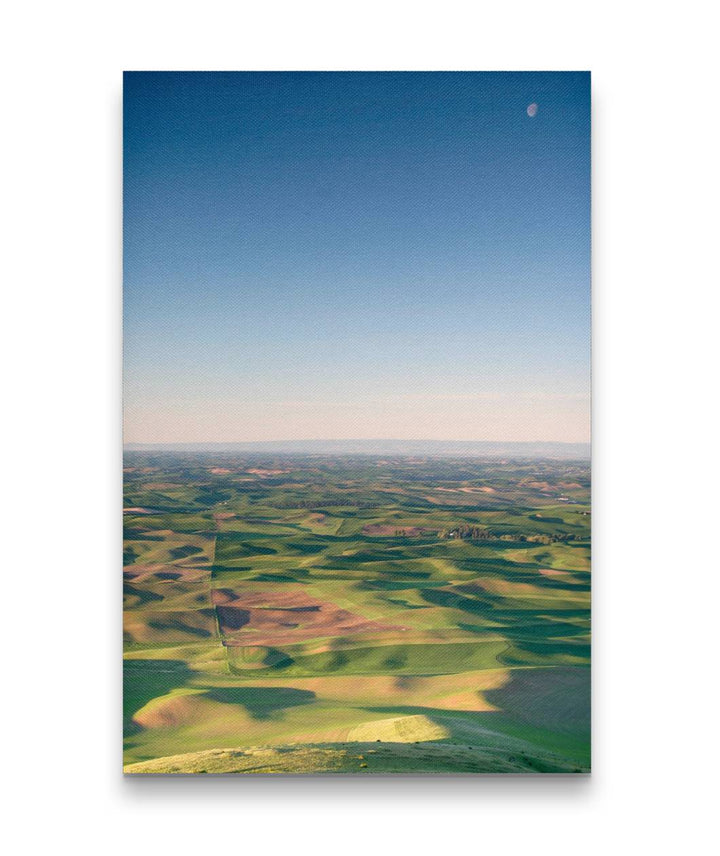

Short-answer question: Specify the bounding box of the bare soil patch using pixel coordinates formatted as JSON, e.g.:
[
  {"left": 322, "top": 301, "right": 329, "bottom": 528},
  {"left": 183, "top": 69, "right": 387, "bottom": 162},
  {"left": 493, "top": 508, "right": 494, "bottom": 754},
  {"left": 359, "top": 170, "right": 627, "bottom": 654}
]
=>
[{"left": 213, "top": 585, "right": 402, "bottom": 644}]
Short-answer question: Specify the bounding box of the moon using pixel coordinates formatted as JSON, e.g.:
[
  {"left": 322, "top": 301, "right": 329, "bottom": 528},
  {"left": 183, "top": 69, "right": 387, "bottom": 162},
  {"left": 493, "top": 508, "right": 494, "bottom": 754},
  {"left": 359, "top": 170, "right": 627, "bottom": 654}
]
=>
[{"left": 527, "top": 102, "right": 538, "bottom": 117}]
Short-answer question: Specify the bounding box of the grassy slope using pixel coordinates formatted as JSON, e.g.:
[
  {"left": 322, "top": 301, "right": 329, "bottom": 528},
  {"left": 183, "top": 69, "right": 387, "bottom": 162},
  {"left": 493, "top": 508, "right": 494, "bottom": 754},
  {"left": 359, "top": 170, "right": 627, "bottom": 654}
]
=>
[{"left": 125, "top": 741, "right": 586, "bottom": 775}]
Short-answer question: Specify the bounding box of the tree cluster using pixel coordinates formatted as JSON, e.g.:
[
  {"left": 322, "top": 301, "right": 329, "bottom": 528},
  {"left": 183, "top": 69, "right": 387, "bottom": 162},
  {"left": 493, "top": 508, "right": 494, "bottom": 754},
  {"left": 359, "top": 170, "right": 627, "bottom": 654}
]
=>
[{"left": 438, "top": 526, "right": 583, "bottom": 544}]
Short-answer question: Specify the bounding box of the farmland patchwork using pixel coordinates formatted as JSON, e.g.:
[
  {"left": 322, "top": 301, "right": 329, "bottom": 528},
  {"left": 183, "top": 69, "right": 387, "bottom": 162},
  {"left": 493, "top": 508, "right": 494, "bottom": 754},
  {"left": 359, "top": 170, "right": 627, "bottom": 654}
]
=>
[{"left": 123, "top": 455, "right": 590, "bottom": 774}]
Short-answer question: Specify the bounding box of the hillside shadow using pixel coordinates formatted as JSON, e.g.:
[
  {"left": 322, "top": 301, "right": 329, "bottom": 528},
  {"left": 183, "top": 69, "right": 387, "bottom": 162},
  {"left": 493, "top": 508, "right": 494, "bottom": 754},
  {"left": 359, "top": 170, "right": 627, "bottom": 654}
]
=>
[
  {"left": 123, "top": 659, "right": 192, "bottom": 733},
  {"left": 420, "top": 586, "right": 590, "bottom": 665},
  {"left": 484, "top": 667, "right": 591, "bottom": 740},
  {"left": 206, "top": 686, "right": 315, "bottom": 720}
]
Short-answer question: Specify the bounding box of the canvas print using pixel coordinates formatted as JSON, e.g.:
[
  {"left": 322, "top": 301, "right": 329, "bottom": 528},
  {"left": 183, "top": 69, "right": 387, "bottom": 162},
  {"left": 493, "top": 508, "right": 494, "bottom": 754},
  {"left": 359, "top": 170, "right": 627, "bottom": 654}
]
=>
[{"left": 123, "top": 72, "right": 590, "bottom": 774}]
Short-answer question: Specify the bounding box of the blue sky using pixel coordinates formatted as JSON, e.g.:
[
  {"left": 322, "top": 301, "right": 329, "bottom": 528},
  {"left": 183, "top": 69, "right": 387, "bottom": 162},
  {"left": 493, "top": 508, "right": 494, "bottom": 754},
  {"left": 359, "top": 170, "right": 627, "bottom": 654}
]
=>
[{"left": 124, "top": 72, "right": 590, "bottom": 443}]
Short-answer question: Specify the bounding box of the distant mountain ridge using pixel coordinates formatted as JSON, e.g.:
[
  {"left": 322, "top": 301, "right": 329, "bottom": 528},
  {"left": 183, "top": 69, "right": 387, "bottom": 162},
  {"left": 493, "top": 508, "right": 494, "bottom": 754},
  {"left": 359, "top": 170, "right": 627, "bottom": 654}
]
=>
[{"left": 124, "top": 439, "right": 590, "bottom": 459}]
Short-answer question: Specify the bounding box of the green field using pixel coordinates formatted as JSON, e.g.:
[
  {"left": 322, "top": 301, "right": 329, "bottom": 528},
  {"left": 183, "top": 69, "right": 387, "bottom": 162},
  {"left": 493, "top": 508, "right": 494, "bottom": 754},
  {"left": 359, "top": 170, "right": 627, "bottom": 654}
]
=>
[{"left": 123, "top": 453, "right": 590, "bottom": 774}]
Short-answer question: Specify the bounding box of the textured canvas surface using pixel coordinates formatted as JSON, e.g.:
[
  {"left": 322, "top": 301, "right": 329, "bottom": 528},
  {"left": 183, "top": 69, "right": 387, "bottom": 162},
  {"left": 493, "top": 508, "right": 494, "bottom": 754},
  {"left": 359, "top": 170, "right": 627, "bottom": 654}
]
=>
[{"left": 123, "top": 72, "right": 590, "bottom": 774}]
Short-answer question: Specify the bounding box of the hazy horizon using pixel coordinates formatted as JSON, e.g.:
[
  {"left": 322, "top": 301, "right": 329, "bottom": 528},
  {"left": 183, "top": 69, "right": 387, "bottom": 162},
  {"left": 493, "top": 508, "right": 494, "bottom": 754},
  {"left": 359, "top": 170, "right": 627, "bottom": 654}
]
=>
[
  {"left": 124, "top": 72, "right": 590, "bottom": 444},
  {"left": 123, "top": 437, "right": 591, "bottom": 460}
]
